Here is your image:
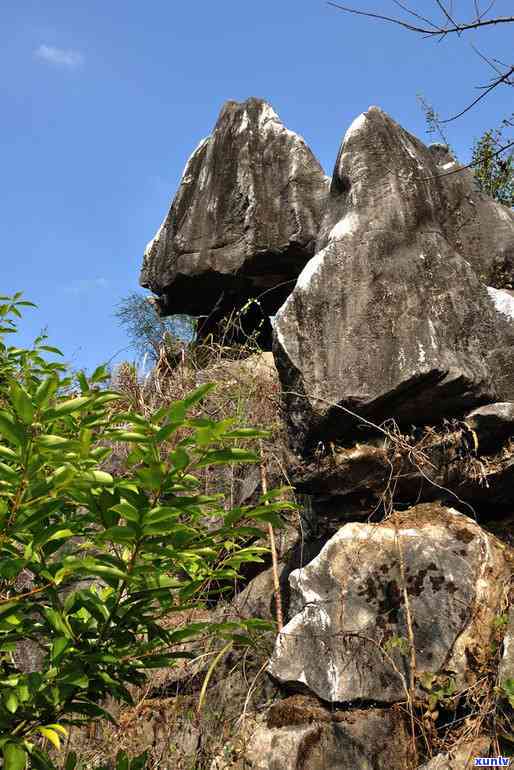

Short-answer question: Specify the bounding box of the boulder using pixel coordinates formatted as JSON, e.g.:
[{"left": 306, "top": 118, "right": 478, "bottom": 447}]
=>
[
  {"left": 465, "top": 402, "right": 514, "bottom": 453},
  {"left": 268, "top": 504, "right": 511, "bottom": 704},
  {"left": 273, "top": 107, "right": 513, "bottom": 454},
  {"left": 211, "top": 697, "right": 412, "bottom": 770},
  {"left": 140, "top": 97, "right": 328, "bottom": 341}
]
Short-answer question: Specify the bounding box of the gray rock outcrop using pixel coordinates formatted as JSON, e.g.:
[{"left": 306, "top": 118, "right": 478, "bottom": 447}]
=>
[
  {"left": 210, "top": 698, "right": 412, "bottom": 770},
  {"left": 140, "top": 97, "right": 328, "bottom": 340},
  {"left": 273, "top": 107, "right": 514, "bottom": 453},
  {"left": 268, "top": 504, "right": 510, "bottom": 704},
  {"left": 137, "top": 99, "right": 514, "bottom": 770}
]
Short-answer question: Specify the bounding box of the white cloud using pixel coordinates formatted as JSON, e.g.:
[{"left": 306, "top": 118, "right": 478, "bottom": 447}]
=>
[
  {"left": 35, "top": 44, "right": 84, "bottom": 69},
  {"left": 63, "top": 278, "right": 109, "bottom": 295}
]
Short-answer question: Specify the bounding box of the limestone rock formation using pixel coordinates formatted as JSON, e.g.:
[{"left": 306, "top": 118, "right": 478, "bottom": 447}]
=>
[
  {"left": 212, "top": 699, "right": 411, "bottom": 770},
  {"left": 426, "top": 144, "right": 514, "bottom": 288},
  {"left": 135, "top": 100, "right": 514, "bottom": 770},
  {"left": 140, "top": 97, "right": 328, "bottom": 340},
  {"left": 268, "top": 504, "right": 510, "bottom": 704},
  {"left": 465, "top": 401, "right": 514, "bottom": 453},
  {"left": 273, "top": 107, "right": 514, "bottom": 453}
]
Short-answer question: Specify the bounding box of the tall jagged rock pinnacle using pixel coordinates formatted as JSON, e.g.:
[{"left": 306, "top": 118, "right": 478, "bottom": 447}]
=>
[
  {"left": 273, "top": 107, "right": 514, "bottom": 453},
  {"left": 140, "top": 97, "right": 328, "bottom": 341}
]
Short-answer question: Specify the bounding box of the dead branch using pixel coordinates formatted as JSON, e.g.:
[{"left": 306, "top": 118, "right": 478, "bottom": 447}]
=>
[{"left": 327, "top": 1, "right": 514, "bottom": 37}]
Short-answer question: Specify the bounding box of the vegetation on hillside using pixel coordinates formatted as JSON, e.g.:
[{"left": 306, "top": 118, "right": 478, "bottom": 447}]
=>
[{"left": 0, "top": 294, "right": 291, "bottom": 770}]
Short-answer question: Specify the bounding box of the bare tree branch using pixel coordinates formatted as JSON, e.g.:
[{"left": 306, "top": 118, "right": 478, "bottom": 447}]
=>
[
  {"left": 327, "top": 1, "right": 514, "bottom": 36},
  {"left": 441, "top": 65, "right": 514, "bottom": 122},
  {"left": 328, "top": 2, "right": 514, "bottom": 122}
]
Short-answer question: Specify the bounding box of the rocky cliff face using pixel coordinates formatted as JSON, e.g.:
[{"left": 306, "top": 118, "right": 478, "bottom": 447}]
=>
[
  {"left": 140, "top": 97, "right": 328, "bottom": 342},
  {"left": 274, "top": 107, "right": 514, "bottom": 453},
  {"left": 140, "top": 99, "right": 513, "bottom": 769}
]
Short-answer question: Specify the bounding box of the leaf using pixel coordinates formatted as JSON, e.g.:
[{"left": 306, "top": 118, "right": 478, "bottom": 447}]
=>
[
  {"left": 34, "top": 525, "right": 74, "bottom": 547},
  {"left": 76, "top": 371, "right": 89, "bottom": 394},
  {"left": 9, "top": 382, "right": 34, "bottom": 424},
  {"left": 35, "top": 376, "right": 59, "bottom": 407},
  {"left": 196, "top": 448, "right": 259, "bottom": 467},
  {"left": 42, "top": 608, "right": 74, "bottom": 638},
  {"left": 112, "top": 431, "right": 151, "bottom": 443},
  {"left": 4, "top": 690, "right": 19, "bottom": 713},
  {"left": 170, "top": 447, "right": 189, "bottom": 470},
  {"left": 0, "top": 412, "right": 25, "bottom": 446},
  {"left": 46, "top": 724, "right": 68, "bottom": 737},
  {"left": 145, "top": 506, "right": 181, "bottom": 525},
  {"left": 15, "top": 684, "right": 29, "bottom": 702},
  {"left": 223, "top": 428, "right": 271, "bottom": 438},
  {"left": 37, "top": 434, "right": 71, "bottom": 448},
  {"left": 37, "top": 728, "right": 62, "bottom": 750},
  {"left": 77, "top": 470, "right": 114, "bottom": 486},
  {"left": 63, "top": 698, "right": 117, "bottom": 724},
  {"left": 197, "top": 641, "right": 233, "bottom": 714},
  {"left": 0, "top": 461, "right": 18, "bottom": 481},
  {"left": 61, "top": 670, "right": 89, "bottom": 688},
  {"left": 154, "top": 421, "right": 182, "bottom": 442},
  {"left": 50, "top": 464, "right": 76, "bottom": 486},
  {"left": 91, "top": 364, "right": 109, "bottom": 383},
  {"left": 39, "top": 345, "right": 64, "bottom": 356},
  {"left": 0, "top": 445, "right": 17, "bottom": 461},
  {"left": 111, "top": 501, "right": 140, "bottom": 523},
  {"left": 136, "top": 466, "right": 163, "bottom": 490},
  {"left": 51, "top": 637, "right": 70, "bottom": 662},
  {"left": 100, "top": 526, "right": 137, "bottom": 544},
  {"left": 183, "top": 383, "right": 215, "bottom": 408},
  {"left": 3, "top": 742, "right": 27, "bottom": 770},
  {"left": 49, "top": 396, "right": 91, "bottom": 417}
]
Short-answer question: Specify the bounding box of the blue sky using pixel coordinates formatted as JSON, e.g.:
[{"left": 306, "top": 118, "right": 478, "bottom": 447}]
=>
[{"left": 2, "top": 0, "right": 512, "bottom": 373}]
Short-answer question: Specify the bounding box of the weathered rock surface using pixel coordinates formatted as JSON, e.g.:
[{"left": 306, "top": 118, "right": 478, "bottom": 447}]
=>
[
  {"left": 268, "top": 504, "right": 510, "bottom": 704},
  {"left": 273, "top": 107, "right": 514, "bottom": 453},
  {"left": 290, "top": 418, "right": 514, "bottom": 514},
  {"left": 465, "top": 401, "right": 514, "bottom": 453},
  {"left": 426, "top": 144, "right": 514, "bottom": 288},
  {"left": 211, "top": 697, "right": 411, "bottom": 770},
  {"left": 130, "top": 101, "right": 514, "bottom": 769},
  {"left": 140, "top": 97, "right": 328, "bottom": 339}
]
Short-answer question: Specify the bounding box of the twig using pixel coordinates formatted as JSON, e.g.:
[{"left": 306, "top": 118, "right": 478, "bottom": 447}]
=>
[{"left": 327, "top": 2, "right": 514, "bottom": 36}]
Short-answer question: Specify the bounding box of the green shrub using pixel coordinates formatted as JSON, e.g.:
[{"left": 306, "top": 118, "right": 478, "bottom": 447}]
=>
[{"left": 0, "top": 294, "right": 288, "bottom": 769}]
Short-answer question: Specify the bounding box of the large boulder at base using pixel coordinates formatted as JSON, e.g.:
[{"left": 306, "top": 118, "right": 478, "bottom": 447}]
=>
[
  {"left": 273, "top": 107, "right": 514, "bottom": 454},
  {"left": 268, "top": 504, "right": 511, "bottom": 704},
  {"left": 140, "top": 97, "right": 328, "bottom": 336},
  {"left": 210, "top": 698, "right": 412, "bottom": 770}
]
